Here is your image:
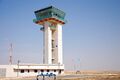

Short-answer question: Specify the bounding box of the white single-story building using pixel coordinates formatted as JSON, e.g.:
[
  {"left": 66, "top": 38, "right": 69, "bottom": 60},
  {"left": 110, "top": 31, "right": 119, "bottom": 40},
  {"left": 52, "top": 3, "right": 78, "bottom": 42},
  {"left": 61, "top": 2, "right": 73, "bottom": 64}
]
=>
[{"left": 0, "top": 64, "right": 64, "bottom": 77}]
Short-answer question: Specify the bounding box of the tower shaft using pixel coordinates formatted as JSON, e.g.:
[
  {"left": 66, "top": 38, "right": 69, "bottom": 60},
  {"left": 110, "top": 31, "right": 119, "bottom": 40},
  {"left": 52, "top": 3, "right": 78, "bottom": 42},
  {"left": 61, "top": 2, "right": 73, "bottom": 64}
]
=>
[
  {"left": 54, "top": 24, "right": 63, "bottom": 64},
  {"left": 34, "top": 6, "right": 66, "bottom": 65},
  {"left": 43, "top": 22, "right": 63, "bottom": 64},
  {"left": 44, "top": 22, "right": 52, "bottom": 64}
]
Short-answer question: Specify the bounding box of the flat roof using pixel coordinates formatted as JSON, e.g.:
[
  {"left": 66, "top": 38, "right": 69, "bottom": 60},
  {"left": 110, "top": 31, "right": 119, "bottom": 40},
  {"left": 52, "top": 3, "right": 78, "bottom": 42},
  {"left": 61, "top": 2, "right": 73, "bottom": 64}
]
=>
[{"left": 34, "top": 6, "right": 65, "bottom": 14}]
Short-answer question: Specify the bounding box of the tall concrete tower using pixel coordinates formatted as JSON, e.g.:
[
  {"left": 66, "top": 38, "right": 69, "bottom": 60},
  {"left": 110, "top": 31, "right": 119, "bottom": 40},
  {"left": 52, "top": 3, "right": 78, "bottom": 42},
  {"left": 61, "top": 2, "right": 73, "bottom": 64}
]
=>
[{"left": 33, "top": 6, "right": 66, "bottom": 65}]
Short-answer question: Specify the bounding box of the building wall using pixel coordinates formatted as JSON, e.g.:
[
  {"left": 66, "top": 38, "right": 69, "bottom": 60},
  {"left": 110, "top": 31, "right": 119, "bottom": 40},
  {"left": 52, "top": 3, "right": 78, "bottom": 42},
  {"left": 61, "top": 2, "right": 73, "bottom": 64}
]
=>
[
  {"left": 0, "top": 65, "right": 17, "bottom": 77},
  {"left": 0, "top": 64, "right": 64, "bottom": 77},
  {"left": 17, "top": 69, "right": 38, "bottom": 77},
  {"left": 0, "top": 68, "right": 6, "bottom": 77}
]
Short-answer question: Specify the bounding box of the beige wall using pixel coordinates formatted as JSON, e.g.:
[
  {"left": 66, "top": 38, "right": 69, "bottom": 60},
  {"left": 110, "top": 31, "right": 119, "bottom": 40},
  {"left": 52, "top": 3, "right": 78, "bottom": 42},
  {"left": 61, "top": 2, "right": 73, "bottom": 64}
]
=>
[
  {"left": 0, "top": 64, "right": 64, "bottom": 77},
  {"left": 0, "top": 65, "right": 17, "bottom": 77}
]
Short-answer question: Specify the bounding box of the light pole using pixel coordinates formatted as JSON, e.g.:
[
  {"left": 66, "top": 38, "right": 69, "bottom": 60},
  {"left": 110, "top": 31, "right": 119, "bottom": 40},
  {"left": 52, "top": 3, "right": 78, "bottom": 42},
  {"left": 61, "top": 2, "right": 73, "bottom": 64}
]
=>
[{"left": 17, "top": 60, "right": 20, "bottom": 77}]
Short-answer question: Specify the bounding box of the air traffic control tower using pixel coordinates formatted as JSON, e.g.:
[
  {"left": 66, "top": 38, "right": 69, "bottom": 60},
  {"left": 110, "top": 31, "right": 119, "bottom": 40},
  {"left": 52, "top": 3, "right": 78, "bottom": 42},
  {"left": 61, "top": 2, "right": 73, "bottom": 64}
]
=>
[
  {"left": 0, "top": 6, "right": 66, "bottom": 77},
  {"left": 33, "top": 6, "right": 66, "bottom": 71}
]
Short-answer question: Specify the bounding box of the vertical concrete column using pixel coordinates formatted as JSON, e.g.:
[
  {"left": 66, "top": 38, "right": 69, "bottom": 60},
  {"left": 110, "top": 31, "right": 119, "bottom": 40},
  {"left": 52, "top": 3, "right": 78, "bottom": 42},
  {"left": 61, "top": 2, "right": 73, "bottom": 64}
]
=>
[
  {"left": 55, "top": 24, "right": 63, "bottom": 64},
  {"left": 44, "top": 22, "right": 52, "bottom": 64}
]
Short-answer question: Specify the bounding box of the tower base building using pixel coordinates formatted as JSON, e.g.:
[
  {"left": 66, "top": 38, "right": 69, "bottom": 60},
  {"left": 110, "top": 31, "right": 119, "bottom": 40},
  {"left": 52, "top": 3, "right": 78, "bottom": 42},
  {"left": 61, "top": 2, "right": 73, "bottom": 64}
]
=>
[{"left": 0, "top": 64, "right": 64, "bottom": 77}]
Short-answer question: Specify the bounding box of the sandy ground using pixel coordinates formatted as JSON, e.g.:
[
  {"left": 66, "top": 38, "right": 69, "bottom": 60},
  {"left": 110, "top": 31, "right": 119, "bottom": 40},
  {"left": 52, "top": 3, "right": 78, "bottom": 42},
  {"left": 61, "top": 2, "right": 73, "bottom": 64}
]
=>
[{"left": 0, "top": 71, "right": 120, "bottom": 80}]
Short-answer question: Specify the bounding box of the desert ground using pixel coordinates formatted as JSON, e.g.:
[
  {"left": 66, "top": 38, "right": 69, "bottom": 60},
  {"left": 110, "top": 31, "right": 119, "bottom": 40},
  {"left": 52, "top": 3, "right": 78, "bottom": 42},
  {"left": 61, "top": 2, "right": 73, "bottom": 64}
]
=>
[{"left": 0, "top": 71, "right": 120, "bottom": 80}]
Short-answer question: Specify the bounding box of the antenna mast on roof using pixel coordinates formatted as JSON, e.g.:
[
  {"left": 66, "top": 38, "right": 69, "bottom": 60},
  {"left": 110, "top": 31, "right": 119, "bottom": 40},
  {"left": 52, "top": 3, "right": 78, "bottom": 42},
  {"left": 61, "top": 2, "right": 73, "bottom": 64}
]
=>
[{"left": 9, "top": 43, "right": 13, "bottom": 65}]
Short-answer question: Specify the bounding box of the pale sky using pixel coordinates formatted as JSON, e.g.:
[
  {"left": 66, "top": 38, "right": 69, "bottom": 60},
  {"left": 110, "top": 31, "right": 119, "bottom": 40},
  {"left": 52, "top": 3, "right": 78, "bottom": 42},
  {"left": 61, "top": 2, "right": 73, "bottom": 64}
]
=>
[{"left": 0, "top": 0, "right": 120, "bottom": 71}]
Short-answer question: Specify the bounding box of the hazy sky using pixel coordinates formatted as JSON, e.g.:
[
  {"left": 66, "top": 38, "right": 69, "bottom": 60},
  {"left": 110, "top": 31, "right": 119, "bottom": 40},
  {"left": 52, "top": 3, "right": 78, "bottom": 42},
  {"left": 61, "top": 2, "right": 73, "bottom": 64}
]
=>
[{"left": 0, "top": 0, "right": 120, "bottom": 71}]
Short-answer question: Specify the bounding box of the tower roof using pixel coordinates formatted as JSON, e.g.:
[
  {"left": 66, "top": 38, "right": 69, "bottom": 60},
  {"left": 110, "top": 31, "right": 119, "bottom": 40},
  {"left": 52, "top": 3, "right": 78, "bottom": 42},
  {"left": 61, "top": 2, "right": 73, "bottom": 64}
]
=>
[{"left": 33, "top": 6, "right": 66, "bottom": 25}]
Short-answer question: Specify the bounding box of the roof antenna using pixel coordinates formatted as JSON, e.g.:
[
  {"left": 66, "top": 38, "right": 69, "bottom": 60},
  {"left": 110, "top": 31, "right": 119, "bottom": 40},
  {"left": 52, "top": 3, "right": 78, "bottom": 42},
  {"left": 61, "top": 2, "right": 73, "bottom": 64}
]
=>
[{"left": 9, "top": 43, "right": 13, "bottom": 65}]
